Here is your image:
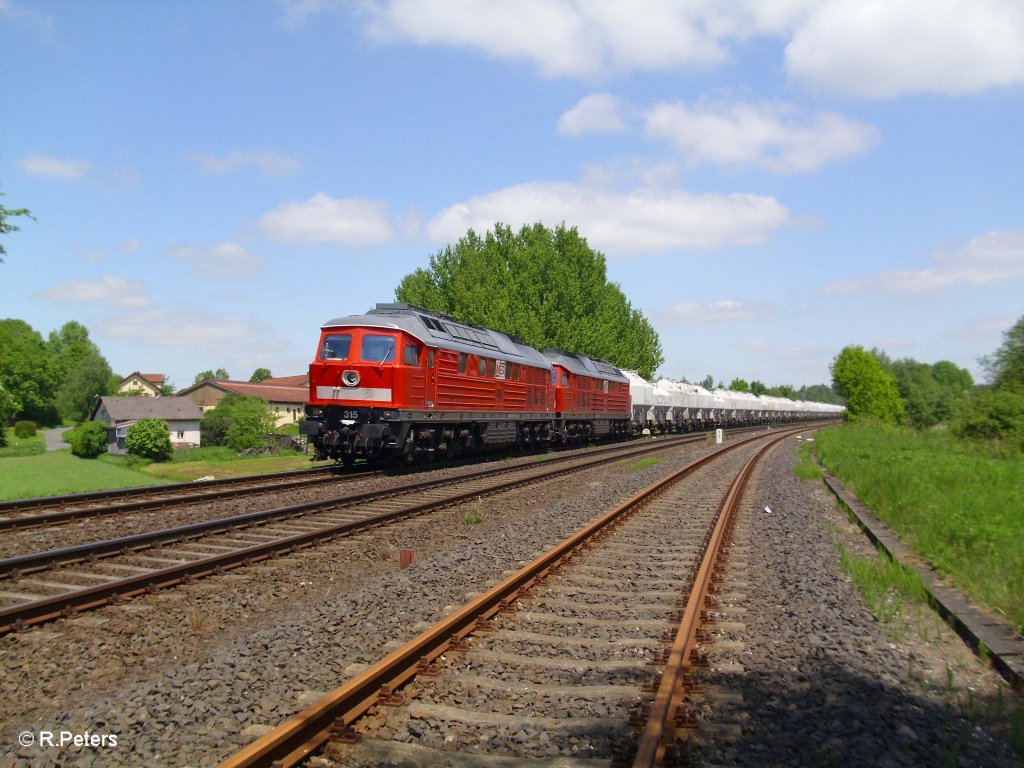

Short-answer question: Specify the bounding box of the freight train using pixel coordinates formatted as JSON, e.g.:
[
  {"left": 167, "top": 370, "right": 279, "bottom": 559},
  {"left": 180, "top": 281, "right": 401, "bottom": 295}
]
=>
[{"left": 301, "top": 303, "right": 844, "bottom": 464}]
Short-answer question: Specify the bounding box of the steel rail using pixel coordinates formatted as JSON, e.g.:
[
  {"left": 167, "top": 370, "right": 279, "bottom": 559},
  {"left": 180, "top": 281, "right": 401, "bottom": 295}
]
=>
[
  {"left": 632, "top": 429, "right": 794, "bottom": 766},
  {"left": 0, "top": 467, "right": 367, "bottom": 531},
  {"left": 0, "top": 465, "right": 338, "bottom": 515},
  {"left": 0, "top": 433, "right": 702, "bottom": 578},
  {"left": 216, "top": 426, "right": 806, "bottom": 768},
  {"left": 0, "top": 432, "right": 712, "bottom": 634}
]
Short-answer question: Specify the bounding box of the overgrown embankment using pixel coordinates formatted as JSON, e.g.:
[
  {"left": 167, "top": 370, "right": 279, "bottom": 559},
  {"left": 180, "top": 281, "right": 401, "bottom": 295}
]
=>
[{"left": 814, "top": 423, "right": 1024, "bottom": 634}]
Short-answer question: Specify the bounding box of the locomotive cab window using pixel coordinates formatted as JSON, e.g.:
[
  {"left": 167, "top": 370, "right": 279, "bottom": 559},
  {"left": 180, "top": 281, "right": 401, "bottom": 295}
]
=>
[
  {"left": 403, "top": 344, "right": 421, "bottom": 366},
  {"left": 321, "top": 333, "right": 352, "bottom": 360},
  {"left": 458, "top": 353, "right": 467, "bottom": 373},
  {"left": 360, "top": 334, "right": 395, "bottom": 362},
  {"left": 478, "top": 358, "right": 486, "bottom": 376}
]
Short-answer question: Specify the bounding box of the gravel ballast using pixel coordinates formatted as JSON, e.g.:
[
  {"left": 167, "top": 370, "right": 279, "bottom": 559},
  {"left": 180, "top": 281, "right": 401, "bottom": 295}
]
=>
[{"left": 0, "top": 433, "right": 1019, "bottom": 767}]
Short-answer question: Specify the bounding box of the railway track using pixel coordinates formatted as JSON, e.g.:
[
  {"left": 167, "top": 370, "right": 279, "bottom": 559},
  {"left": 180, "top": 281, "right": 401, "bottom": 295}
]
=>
[
  {"left": 0, "top": 465, "right": 365, "bottom": 531},
  {"left": 0, "top": 431, "right": 726, "bottom": 635},
  {"left": 217, "top": 425, "right": 801, "bottom": 767}
]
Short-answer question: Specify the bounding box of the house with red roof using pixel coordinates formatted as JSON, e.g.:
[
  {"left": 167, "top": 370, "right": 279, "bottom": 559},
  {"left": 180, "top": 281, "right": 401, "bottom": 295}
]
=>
[
  {"left": 116, "top": 372, "right": 167, "bottom": 397},
  {"left": 176, "top": 376, "right": 308, "bottom": 427}
]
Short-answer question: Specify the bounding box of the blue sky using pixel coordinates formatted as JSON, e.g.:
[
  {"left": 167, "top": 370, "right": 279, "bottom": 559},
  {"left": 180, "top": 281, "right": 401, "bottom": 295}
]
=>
[{"left": 2, "top": 0, "right": 1022, "bottom": 392}]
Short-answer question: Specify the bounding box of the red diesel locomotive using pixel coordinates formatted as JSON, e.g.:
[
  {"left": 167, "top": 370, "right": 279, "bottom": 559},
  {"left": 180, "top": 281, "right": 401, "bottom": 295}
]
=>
[{"left": 301, "top": 304, "right": 631, "bottom": 463}]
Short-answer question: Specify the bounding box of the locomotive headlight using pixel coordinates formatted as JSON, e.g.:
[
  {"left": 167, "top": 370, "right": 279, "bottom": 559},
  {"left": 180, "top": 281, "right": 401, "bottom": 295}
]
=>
[{"left": 342, "top": 370, "right": 360, "bottom": 387}]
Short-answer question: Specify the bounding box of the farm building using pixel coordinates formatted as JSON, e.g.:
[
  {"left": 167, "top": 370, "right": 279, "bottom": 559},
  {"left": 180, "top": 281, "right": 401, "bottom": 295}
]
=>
[{"left": 91, "top": 396, "right": 203, "bottom": 454}]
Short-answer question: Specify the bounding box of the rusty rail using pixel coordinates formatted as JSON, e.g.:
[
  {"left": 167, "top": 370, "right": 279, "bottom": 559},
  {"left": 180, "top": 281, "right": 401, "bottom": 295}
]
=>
[{"left": 217, "top": 426, "right": 805, "bottom": 768}]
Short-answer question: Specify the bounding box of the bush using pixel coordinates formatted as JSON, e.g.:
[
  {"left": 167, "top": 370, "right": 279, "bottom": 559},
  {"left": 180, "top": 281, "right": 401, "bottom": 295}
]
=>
[
  {"left": 952, "top": 388, "right": 1024, "bottom": 452},
  {"left": 14, "top": 420, "right": 37, "bottom": 438},
  {"left": 67, "top": 421, "right": 109, "bottom": 458},
  {"left": 125, "top": 418, "right": 173, "bottom": 461}
]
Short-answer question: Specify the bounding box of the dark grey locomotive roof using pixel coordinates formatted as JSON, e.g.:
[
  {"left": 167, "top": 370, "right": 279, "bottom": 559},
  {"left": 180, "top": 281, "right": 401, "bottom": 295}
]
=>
[
  {"left": 540, "top": 348, "right": 628, "bottom": 384},
  {"left": 321, "top": 304, "right": 552, "bottom": 369}
]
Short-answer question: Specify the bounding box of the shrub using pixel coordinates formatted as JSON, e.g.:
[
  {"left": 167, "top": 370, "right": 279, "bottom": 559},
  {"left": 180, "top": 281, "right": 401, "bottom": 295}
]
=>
[
  {"left": 67, "top": 421, "right": 109, "bottom": 458},
  {"left": 125, "top": 418, "right": 173, "bottom": 461},
  {"left": 200, "top": 393, "right": 276, "bottom": 451},
  {"left": 14, "top": 420, "right": 37, "bottom": 438},
  {"left": 952, "top": 388, "right": 1024, "bottom": 452}
]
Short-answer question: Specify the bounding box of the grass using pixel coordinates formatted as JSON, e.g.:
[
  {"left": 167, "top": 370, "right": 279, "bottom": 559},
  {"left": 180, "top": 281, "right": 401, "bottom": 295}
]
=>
[
  {"left": 0, "top": 451, "right": 160, "bottom": 501},
  {"left": 621, "top": 456, "right": 661, "bottom": 471},
  {"left": 815, "top": 422, "right": 1024, "bottom": 633},
  {"left": 835, "top": 540, "right": 929, "bottom": 626},
  {"left": 793, "top": 439, "right": 823, "bottom": 480},
  {"left": 0, "top": 428, "right": 47, "bottom": 458}
]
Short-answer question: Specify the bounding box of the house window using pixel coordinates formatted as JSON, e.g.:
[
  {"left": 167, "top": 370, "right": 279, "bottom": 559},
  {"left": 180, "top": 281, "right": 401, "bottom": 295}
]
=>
[{"left": 177, "top": 431, "right": 185, "bottom": 439}]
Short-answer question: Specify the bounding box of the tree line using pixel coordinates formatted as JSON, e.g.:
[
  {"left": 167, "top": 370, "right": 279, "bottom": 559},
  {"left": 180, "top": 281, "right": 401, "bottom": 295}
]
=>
[
  {"left": 830, "top": 314, "right": 1024, "bottom": 451},
  {"left": 0, "top": 317, "right": 278, "bottom": 445}
]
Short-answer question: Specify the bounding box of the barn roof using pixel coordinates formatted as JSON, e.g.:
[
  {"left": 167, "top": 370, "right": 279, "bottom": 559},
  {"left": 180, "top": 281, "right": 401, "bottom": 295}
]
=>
[{"left": 93, "top": 396, "right": 203, "bottom": 423}]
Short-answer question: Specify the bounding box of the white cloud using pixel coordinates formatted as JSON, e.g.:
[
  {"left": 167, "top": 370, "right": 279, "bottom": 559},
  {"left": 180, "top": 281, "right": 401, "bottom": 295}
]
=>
[
  {"left": 0, "top": 0, "right": 54, "bottom": 38},
  {"left": 19, "top": 153, "right": 94, "bottom": 181},
  {"left": 358, "top": 0, "right": 734, "bottom": 78},
  {"left": 785, "top": 0, "right": 1024, "bottom": 98},
  {"left": 97, "top": 309, "right": 266, "bottom": 350},
  {"left": 165, "top": 242, "right": 265, "bottom": 277},
  {"left": 557, "top": 94, "right": 627, "bottom": 136},
  {"left": 427, "top": 182, "right": 792, "bottom": 254},
  {"left": 645, "top": 99, "right": 878, "bottom": 173},
  {"left": 39, "top": 276, "right": 151, "bottom": 308},
  {"left": 823, "top": 231, "right": 1024, "bottom": 296},
  {"left": 188, "top": 150, "right": 302, "bottom": 177},
  {"left": 259, "top": 193, "right": 395, "bottom": 247},
  {"left": 654, "top": 300, "right": 771, "bottom": 325},
  {"left": 344, "top": 0, "right": 1023, "bottom": 97}
]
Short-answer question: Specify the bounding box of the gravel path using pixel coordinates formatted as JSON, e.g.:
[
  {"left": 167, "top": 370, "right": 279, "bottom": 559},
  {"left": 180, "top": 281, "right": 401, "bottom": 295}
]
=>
[
  {"left": 685, "top": 438, "right": 1020, "bottom": 767},
  {"left": 0, "top": 433, "right": 1018, "bottom": 767}
]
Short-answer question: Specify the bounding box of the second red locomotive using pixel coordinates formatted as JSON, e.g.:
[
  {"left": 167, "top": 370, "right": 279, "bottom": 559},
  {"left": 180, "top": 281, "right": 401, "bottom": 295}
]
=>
[{"left": 301, "top": 303, "right": 631, "bottom": 463}]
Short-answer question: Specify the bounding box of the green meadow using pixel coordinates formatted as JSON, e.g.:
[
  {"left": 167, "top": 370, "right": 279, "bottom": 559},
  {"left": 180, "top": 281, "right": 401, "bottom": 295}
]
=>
[{"left": 814, "top": 423, "right": 1024, "bottom": 633}]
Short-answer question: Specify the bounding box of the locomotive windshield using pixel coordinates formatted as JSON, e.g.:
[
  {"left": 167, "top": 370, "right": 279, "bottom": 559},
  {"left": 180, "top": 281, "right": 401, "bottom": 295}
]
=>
[
  {"left": 321, "top": 333, "right": 352, "bottom": 360},
  {"left": 360, "top": 334, "right": 396, "bottom": 362}
]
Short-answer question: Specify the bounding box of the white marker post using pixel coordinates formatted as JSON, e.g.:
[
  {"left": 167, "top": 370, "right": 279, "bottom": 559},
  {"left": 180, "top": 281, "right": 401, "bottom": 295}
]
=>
[{"left": 716, "top": 428, "right": 723, "bottom": 444}]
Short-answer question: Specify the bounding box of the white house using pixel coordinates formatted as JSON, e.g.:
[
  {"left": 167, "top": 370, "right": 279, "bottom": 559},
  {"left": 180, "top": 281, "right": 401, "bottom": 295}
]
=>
[{"left": 91, "top": 396, "right": 203, "bottom": 454}]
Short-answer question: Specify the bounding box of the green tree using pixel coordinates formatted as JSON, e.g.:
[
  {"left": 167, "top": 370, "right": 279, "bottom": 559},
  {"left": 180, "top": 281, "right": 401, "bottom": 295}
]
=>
[
  {"left": 200, "top": 394, "right": 276, "bottom": 451},
  {"left": 749, "top": 380, "right": 768, "bottom": 396},
  {"left": 194, "top": 368, "right": 230, "bottom": 385},
  {"left": 699, "top": 374, "right": 715, "bottom": 390},
  {"left": 395, "top": 222, "right": 663, "bottom": 378},
  {"left": 249, "top": 368, "right": 273, "bottom": 383},
  {"left": 796, "top": 384, "right": 843, "bottom": 405},
  {"left": 125, "top": 418, "right": 173, "bottom": 461},
  {"left": 67, "top": 421, "right": 109, "bottom": 458},
  {"left": 0, "top": 386, "right": 17, "bottom": 447},
  {"left": 57, "top": 355, "right": 114, "bottom": 422},
  {"left": 831, "top": 345, "right": 905, "bottom": 424},
  {"left": 728, "top": 378, "right": 750, "bottom": 392},
  {"left": 0, "top": 319, "right": 60, "bottom": 425},
  {"left": 982, "top": 315, "right": 1024, "bottom": 392},
  {"left": 768, "top": 384, "right": 797, "bottom": 399},
  {"left": 0, "top": 189, "right": 34, "bottom": 263},
  {"left": 890, "top": 358, "right": 974, "bottom": 428},
  {"left": 47, "top": 322, "right": 114, "bottom": 422},
  {"left": 952, "top": 388, "right": 1024, "bottom": 451},
  {"left": 224, "top": 396, "right": 277, "bottom": 451}
]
